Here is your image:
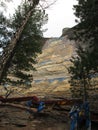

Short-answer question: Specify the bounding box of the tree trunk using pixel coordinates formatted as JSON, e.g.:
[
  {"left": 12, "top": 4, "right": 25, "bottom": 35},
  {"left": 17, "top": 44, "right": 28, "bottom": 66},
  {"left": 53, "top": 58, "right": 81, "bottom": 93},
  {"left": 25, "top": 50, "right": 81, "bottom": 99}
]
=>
[{"left": 0, "top": 0, "right": 40, "bottom": 84}]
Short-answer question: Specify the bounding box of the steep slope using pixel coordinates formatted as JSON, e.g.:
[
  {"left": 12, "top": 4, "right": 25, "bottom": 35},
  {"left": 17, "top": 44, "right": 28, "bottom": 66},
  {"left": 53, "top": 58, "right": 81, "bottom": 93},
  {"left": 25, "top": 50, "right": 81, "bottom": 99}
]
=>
[
  {"left": 0, "top": 29, "right": 76, "bottom": 97},
  {"left": 33, "top": 35, "right": 76, "bottom": 82},
  {"left": 22, "top": 32, "right": 77, "bottom": 97}
]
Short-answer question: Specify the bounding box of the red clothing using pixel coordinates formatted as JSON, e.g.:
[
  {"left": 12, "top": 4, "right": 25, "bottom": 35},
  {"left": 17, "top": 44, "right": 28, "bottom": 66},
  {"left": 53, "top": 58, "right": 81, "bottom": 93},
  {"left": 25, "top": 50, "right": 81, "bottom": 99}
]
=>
[
  {"left": 32, "top": 96, "right": 39, "bottom": 102},
  {"left": 0, "top": 96, "right": 3, "bottom": 99}
]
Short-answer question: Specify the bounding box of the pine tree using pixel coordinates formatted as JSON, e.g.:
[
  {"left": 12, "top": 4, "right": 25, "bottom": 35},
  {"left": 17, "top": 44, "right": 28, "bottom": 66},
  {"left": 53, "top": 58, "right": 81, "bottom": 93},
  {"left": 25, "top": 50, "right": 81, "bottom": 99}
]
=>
[
  {"left": 68, "top": 45, "right": 92, "bottom": 101},
  {"left": 0, "top": 1, "right": 48, "bottom": 86},
  {"left": 0, "top": 0, "right": 41, "bottom": 84},
  {"left": 0, "top": 13, "right": 13, "bottom": 52},
  {"left": 68, "top": 0, "right": 98, "bottom": 100},
  {"left": 73, "top": 0, "right": 98, "bottom": 73}
]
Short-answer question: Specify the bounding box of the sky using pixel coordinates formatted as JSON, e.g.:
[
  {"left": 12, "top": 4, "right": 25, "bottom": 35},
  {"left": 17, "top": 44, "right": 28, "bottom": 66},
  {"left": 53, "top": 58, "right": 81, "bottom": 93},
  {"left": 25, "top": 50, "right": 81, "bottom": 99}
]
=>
[
  {"left": 4, "top": 0, "right": 78, "bottom": 37},
  {"left": 43, "top": 0, "right": 78, "bottom": 37}
]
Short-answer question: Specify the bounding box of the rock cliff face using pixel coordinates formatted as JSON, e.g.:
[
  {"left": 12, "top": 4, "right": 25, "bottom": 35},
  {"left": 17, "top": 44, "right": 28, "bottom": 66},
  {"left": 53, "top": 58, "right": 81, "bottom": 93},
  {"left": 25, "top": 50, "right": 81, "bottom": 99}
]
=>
[
  {"left": 0, "top": 29, "right": 77, "bottom": 97},
  {"left": 33, "top": 35, "right": 76, "bottom": 82},
  {"left": 0, "top": 29, "right": 77, "bottom": 98},
  {"left": 25, "top": 32, "right": 77, "bottom": 97},
  {"left": 25, "top": 32, "right": 75, "bottom": 96}
]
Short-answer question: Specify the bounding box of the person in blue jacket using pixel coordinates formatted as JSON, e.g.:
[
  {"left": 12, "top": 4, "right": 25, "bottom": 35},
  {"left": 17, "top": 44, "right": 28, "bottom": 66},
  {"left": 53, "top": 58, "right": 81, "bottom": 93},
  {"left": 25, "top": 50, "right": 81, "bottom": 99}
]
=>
[
  {"left": 69, "top": 102, "right": 91, "bottom": 130},
  {"left": 26, "top": 96, "right": 45, "bottom": 118},
  {"left": 69, "top": 105, "right": 79, "bottom": 130}
]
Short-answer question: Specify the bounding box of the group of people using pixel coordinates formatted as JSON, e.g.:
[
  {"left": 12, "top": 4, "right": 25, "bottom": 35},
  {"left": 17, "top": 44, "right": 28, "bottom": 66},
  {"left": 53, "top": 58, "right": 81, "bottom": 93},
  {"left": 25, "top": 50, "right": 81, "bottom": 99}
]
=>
[
  {"left": 69, "top": 102, "right": 91, "bottom": 130},
  {"left": 26, "top": 96, "right": 91, "bottom": 130}
]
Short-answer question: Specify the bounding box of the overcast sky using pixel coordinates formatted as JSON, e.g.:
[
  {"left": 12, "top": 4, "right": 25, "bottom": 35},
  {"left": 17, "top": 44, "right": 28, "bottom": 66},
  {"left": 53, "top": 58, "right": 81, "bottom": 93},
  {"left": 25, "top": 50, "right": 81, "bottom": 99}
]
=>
[
  {"left": 5, "top": 0, "right": 78, "bottom": 37},
  {"left": 43, "top": 0, "right": 78, "bottom": 37}
]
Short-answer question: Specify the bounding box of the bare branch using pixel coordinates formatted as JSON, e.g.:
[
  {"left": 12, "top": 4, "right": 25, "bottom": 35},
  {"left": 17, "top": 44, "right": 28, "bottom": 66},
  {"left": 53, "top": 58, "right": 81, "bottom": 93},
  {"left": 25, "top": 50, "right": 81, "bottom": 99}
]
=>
[
  {"left": 3, "top": 86, "right": 14, "bottom": 98},
  {"left": 39, "top": 0, "right": 57, "bottom": 10}
]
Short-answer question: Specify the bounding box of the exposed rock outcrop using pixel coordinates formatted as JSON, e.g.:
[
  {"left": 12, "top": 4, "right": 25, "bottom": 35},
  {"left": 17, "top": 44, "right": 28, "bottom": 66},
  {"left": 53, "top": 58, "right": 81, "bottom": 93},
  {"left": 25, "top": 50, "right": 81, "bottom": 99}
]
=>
[
  {"left": 0, "top": 29, "right": 76, "bottom": 97},
  {"left": 24, "top": 29, "right": 77, "bottom": 96},
  {"left": 33, "top": 34, "right": 76, "bottom": 82}
]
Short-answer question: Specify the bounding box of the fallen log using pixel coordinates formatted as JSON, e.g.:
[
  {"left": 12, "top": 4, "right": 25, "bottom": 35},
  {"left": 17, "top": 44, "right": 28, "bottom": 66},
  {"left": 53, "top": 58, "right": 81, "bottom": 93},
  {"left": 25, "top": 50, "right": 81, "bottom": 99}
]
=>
[
  {"left": 0, "top": 96, "right": 98, "bottom": 122},
  {"left": 0, "top": 96, "right": 36, "bottom": 103},
  {"left": 0, "top": 96, "right": 82, "bottom": 106},
  {"left": 0, "top": 103, "right": 37, "bottom": 113}
]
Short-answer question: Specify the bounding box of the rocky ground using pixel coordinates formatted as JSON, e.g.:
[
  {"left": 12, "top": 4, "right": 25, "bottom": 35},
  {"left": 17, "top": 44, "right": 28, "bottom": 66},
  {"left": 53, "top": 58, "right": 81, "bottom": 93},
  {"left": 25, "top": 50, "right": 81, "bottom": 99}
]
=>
[
  {"left": 0, "top": 82, "right": 98, "bottom": 130},
  {"left": 0, "top": 102, "right": 98, "bottom": 130},
  {"left": 0, "top": 104, "right": 70, "bottom": 130}
]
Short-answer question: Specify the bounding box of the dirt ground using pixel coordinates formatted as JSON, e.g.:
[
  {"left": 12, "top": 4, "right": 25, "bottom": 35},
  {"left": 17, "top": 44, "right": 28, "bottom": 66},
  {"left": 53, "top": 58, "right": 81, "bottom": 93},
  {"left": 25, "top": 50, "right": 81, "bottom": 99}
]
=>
[
  {"left": 0, "top": 86, "right": 98, "bottom": 130},
  {"left": 0, "top": 105, "right": 70, "bottom": 130},
  {"left": 0, "top": 104, "right": 98, "bottom": 130}
]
